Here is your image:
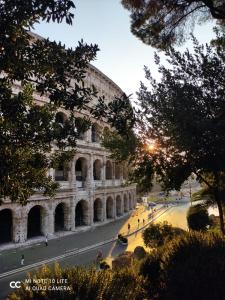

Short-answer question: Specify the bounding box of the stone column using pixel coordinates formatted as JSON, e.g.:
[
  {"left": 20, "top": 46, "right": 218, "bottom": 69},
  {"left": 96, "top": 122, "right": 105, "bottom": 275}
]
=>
[
  {"left": 102, "top": 156, "right": 106, "bottom": 187},
  {"left": 14, "top": 209, "right": 27, "bottom": 243},
  {"left": 113, "top": 194, "right": 117, "bottom": 219},
  {"left": 87, "top": 153, "right": 94, "bottom": 190},
  {"left": 87, "top": 128, "right": 92, "bottom": 143},
  {"left": 102, "top": 194, "right": 106, "bottom": 222},
  {"left": 69, "top": 197, "right": 76, "bottom": 230},
  {"left": 90, "top": 194, "right": 94, "bottom": 226},
  {"left": 45, "top": 204, "right": 54, "bottom": 236},
  {"left": 112, "top": 162, "right": 115, "bottom": 186}
]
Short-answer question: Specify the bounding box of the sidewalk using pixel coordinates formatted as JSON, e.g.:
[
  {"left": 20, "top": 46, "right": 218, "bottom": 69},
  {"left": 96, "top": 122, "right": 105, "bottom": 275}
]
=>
[{"left": 0, "top": 204, "right": 166, "bottom": 276}]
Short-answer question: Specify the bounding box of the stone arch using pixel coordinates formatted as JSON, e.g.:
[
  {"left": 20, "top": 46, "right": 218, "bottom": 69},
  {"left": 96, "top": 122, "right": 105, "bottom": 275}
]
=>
[
  {"left": 116, "top": 195, "right": 122, "bottom": 216},
  {"left": 123, "top": 194, "right": 129, "bottom": 213},
  {"left": 0, "top": 209, "right": 13, "bottom": 244},
  {"left": 129, "top": 193, "right": 132, "bottom": 210},
  {"left": 106, "top": 160, "right": 113, "bottom": 180},
  {"left": 55, "top": 163, "right": 68, "bottom": 181},
  {"left": 106, "top": 196, "right": 114, "bottom": 219},
  {"left": 115, "top": 163, "right": 121, "bottom": 180},
  {"left": 93, "top": 198, "right": 103, "bottom": 222},
  {"left": 75, "top": 118, "right": 87, "bottom": 141},
  {"left": 75, "top": 200, "right": 89, "bottom": 227},
  {"left": 91, "top": 123, "right": 101, "bottom": 142},
  {"left": 93, "top": 159, "right": 102, "bottom": 180},
  {"left": 75, "top": 157, "right": 88, "bottom": 182},
  {"left": 54, "top": 203, "right": 65, "bottom": 232},
  {"left": 27, "top": 205, "right": 47, "bottom": 239}
]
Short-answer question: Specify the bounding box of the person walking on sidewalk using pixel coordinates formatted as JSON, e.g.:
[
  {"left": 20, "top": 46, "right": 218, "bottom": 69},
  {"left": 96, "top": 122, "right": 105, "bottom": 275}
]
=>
[
  {"left": 21, "top": 254, "right": 24, "bottom": 265},
  {"left": 45, "top": 234, "right": 48, "bottom": 247}
]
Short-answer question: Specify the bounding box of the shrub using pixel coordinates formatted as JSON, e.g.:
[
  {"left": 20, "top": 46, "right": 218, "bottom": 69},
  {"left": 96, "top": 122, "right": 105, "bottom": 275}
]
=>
[
  {"left": 8, "top": 263, "right": 145, "bottom": 300},
  {"left": 187, "top": 204, "right": 211, "bottom": 231},
  {"left": 142, "top": 222, "right": 184, "bottom": 248},
  {"left": 140, "top": 232, "right": 225, "bottom": 300}
]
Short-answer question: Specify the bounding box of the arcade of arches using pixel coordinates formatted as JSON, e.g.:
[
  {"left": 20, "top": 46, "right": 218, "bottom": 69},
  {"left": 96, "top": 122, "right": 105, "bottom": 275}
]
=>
[{"left": 0, "top": 190, "right": 136, "bottom": 245}]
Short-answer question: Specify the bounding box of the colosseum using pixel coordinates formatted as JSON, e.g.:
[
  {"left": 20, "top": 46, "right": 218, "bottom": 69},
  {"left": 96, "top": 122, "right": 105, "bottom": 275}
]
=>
[{"left": 0, "top": 49, "right": 136, "bottom": 247}]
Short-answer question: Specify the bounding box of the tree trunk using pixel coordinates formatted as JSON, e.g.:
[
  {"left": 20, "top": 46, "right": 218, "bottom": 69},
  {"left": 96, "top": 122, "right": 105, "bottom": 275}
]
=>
[{"left": 214, "top": 192, "right": 225, "bottom": 235}]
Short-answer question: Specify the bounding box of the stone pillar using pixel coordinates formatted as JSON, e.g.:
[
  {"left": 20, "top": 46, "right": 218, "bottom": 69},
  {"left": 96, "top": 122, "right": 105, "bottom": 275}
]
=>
[
  {"left": 70, "top": 197, "right": 76, "bottom": 231},
  {"left": 90, "top": 194, "right": 94, "bottom": 226},
  {"left": 87, "top": 153, "right": 94, "bottom": 190},
  {"left": 112, "top": 162, "right": 115, "bottom": 186},
  {"left": 102, "top": 194, "right": 106, "bottom": 222},
  {"left": 87, "top": 128, "right": 92, "bottom": 143},
  {"left": 113, "top": 195, "right": 117, "bottom": 219},
  {"left": 44, "top": 205, "right": 54, "bottom": 236},
  {"left": 68, "top": 160, "right": 74, "bottom": 189},
  {"left": 102, "top": 156, "right": 106, "bottom": 187},
  {"left": 14, "top": 210, "right": 27, "bottom": 243}
]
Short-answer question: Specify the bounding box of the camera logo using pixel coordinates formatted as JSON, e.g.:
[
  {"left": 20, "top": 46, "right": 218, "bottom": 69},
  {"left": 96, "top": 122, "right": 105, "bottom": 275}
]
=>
[{"left": 9, "top": 281, "right": 21, "bottom": 288}]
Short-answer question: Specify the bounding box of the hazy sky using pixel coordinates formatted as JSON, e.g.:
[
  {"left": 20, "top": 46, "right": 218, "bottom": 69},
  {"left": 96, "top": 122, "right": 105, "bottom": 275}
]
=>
[{"left": 34, "top": 0, "right": 215, "bottom": 101}]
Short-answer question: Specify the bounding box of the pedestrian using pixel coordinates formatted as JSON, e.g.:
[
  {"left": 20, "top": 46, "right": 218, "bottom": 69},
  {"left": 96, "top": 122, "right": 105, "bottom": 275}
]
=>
[
  {"left": 45, "top": 234, "right": 48, "bottom": 247},
  {"left": 21, "top": 254, "right": 24, "bottom": 265},
  {"left": 96, "top": 250, "right": 103, "bottom": 265}
]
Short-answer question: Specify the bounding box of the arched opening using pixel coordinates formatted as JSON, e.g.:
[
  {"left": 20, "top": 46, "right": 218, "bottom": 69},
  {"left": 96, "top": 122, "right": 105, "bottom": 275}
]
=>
[
  {"left": 106, "top": 197, "right": 114, "bottom": 219},
  {"left": 93, "top": 198, "right": 103, "bottom": 222},
  {"left": 55, "top": 163, "right": 68, "bottom": 181},
  {"left": 75, "top": 200, "right": 89, "bottom": 227},
  {"left": 55, "top": 112, "right": 67, "bottom": 125},
  {"left": 124, "top": 194, "right": 129, "bottom": 213},
  {"left": 54, "top": 203, "right": 65, "bottom": 232},
  {"left": 106, "top": 160, "right": 112, "bottom": 180},
  {"left": 129, "top": 194, "right": 132, "bottom": 210},
  {"left": 93, "top": 159, "right": 102, "bottom": 180},
  {"left": 0, "top": 209, "right": 13, "bottom": 244},
  {"left": 75, "top": 157, "right": 87, "bottom": 186},
  {"left": 75, "top": 117, "right": 88, "bottom": 140},
  {"left": 91, "top": 123, "right": 101, "bottom": 142},
  {"left": 115, "top": 163, "right": 121, "bottom": 180},
  {"left": 27, "top": 205, "right": 45, "bottom": 238},
  {"left": 116, "top": 195, "right": 122, "bottom": 216}
]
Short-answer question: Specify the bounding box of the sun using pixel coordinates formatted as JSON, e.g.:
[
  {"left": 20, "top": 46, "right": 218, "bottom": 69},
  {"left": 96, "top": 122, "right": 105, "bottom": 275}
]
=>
[{"left": 147, "top": 144, "right": 155, "bottom": 152}]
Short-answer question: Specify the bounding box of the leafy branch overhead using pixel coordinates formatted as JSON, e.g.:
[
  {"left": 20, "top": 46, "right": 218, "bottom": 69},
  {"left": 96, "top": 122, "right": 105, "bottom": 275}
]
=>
[
  {"left": 122, "top": 0, "right": 225, "bottom": 49},
  {"left": 0, "top": 0, "right": 102, "bottom": 204}
]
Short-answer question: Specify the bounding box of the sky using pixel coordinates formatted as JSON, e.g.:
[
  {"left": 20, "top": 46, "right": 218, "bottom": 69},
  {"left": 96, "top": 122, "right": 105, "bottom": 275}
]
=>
[{"left": 34, "top": 0, "right": 216, "bottom": 102}]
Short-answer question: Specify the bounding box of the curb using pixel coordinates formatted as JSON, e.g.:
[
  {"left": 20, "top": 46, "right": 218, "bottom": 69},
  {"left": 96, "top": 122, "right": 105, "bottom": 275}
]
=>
[{"left": 0, "top": 206, "right": 173, "bottom": 279}]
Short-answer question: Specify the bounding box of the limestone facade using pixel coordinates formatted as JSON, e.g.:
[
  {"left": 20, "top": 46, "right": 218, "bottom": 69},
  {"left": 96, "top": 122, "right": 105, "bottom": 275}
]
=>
[{"left": 0, "top": 62, "right": 136, "bottom": 245}]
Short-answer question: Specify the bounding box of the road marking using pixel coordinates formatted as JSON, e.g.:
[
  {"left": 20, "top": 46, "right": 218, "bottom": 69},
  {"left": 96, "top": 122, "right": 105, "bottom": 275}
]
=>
[{"left": 0, "top": 206, "right": 173, "bottom": 280}]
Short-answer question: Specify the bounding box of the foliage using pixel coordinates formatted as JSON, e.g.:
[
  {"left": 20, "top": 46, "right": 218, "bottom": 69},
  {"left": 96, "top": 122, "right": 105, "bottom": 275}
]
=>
[
  {"left": 122, "top": 0, "right": 225, "bottom": 49},
  {"left": 187, "top": 204, "right": 211, "bottom": 231},
  {"left": 140, "top": 232, "right": 225, "bottom": 300},
  {"left": 8, "top": 263, "right": 146, "bottom": 300},
  {"left": 142, "top": 222, "right": 185, "bottom": 248},
  {"left": 134, "top": 34, "right": 225, "bottom": 233},
  {"left": 0, "top": 0, "right": 101, "bottom": 204}
]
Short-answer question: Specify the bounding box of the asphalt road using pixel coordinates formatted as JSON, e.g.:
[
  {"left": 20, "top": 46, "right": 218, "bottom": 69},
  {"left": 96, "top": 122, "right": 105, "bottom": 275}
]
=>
[{"left": 0, "top": 203, "right": 189, "bottom": 300}]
